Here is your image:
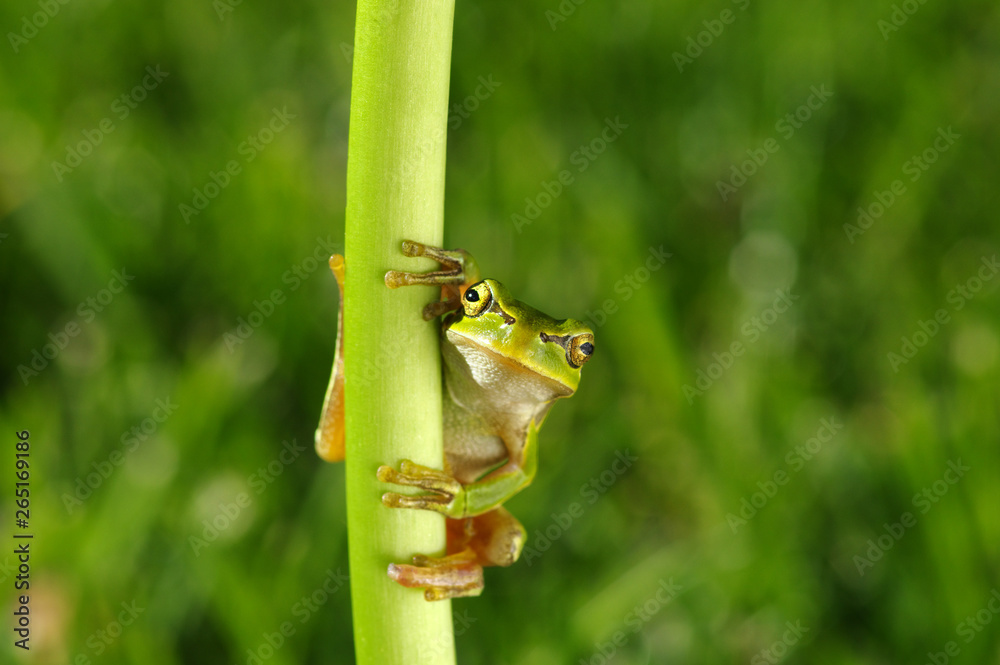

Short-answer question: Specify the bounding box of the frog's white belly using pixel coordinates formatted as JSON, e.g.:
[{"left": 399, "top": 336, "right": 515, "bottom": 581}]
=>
[{"left": 441, "top": 331, "right": 571, "bottom": 484}]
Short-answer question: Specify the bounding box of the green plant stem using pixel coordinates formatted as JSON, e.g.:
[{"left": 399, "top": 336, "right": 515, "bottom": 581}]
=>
[{"left": 342, "top": 0, "right": 457, "bottom": 663}]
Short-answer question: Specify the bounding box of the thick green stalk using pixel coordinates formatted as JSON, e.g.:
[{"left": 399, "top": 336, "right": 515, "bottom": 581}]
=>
[{"left": 342, "top": 0, "right": 456, "bottom": 664}]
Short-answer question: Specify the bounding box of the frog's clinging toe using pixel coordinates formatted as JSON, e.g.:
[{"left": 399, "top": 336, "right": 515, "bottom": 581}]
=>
[{"left": 401, "top": 239, "right": 426, "bottom": 257}]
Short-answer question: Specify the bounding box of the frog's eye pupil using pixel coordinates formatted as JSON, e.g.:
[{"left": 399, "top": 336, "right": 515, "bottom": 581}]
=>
[
  {"left": 580, "top": 342, "right": 594, "bottom": 356},
  {"left": 466, "top": 290, "right": 480, "bottom": 302}
]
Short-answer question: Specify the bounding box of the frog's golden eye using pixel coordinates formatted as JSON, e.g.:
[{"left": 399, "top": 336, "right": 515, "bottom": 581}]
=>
[
  {"left": 568, "top": 333, "right": 595, "bottom": 368},
  {"left": 462, "top": 281, "right": 492, "bottom": 317}
]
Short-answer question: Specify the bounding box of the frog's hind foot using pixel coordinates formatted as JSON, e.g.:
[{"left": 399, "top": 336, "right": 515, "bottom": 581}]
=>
[
  {"left": 386, "top": 508, "right": 527, "bottom": 601},
  {"left": 388, "top": 549, "right": 484, "bottom": 601}
]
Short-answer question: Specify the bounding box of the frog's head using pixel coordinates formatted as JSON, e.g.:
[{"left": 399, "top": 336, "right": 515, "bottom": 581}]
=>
[{"left": 445, "top": 278, "right": 595, "bottom": 392}]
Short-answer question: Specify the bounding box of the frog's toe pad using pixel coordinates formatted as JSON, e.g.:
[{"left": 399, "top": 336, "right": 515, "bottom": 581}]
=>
[{"left": 400, "top": 239, "right": 426, "bottom": 257}]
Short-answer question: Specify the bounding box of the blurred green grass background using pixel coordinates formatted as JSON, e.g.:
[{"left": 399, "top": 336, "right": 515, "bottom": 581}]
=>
[{"left": 2, "top": 0, "right": 999, "bottom": 663}]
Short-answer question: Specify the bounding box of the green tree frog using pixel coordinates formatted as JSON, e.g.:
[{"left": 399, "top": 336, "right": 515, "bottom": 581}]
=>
[{"left": 315, "top": 240, "right": 594, "bottom": 600}]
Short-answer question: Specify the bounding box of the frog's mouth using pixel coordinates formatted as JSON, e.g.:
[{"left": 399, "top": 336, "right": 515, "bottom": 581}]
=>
[{"left": 444, "top": 329, "right": 576, "bottom": 397}]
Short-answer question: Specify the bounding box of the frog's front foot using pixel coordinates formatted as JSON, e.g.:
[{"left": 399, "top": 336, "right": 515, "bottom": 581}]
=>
[
  {"left": 377, "top": 460, "right": 467, "bottom": 518},
  {"left": 388, "top": 549, "right": 484, "bottom": 601},
  {"left": 384, "top": 240, "right": 481, "bottom": 320}
]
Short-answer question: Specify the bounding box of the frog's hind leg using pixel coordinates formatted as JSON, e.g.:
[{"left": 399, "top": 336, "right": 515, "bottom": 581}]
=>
[
  {"left": 314, "top": 254, "right": 346, "bottom": 462},
  {"left": 387, "top": 507, "right": 526, "bottom": 601},
  {"left": 464, "top": 506, "right": 527, "bottom": 569}
]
